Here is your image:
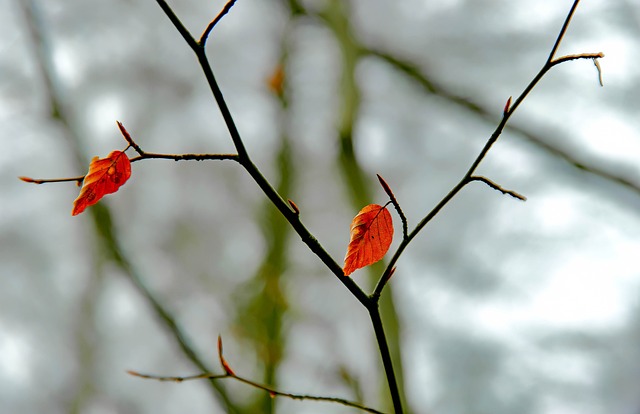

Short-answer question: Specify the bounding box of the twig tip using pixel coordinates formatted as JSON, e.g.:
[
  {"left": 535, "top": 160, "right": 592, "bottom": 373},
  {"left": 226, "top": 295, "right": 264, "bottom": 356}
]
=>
[{"left": 18, "top": 176, "right": 36, "bottom": 184}]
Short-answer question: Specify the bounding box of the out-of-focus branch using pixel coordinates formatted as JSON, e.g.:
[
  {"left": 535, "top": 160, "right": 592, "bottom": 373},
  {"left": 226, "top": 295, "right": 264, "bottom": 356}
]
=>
[
  {"left": 129, "top": 369, "right": 387, "bottom": 414},
  {"left": 129, "top": 336, "right": 388, "bottom": 414},
  {"left": 18, "top": 1, "right": 239, "bottom": 412}
]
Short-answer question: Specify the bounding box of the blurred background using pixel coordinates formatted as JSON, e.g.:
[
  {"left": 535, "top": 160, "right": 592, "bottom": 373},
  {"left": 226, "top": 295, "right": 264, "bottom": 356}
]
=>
[{"left": 1, "top": 0, "right": 639, "bottom": 413}]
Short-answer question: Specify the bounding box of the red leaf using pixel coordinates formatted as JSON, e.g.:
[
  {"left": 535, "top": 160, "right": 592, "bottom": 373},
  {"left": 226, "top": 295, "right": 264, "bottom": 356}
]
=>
[
  {"left": 72, "top": 150, "right": 131, "bottom": 216},
  {"left": 343, "top": 204, "right": 394, "bottom": 276}
]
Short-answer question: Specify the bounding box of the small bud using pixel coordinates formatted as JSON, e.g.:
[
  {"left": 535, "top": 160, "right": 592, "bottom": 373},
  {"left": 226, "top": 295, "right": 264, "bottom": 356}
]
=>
[
  {"left": 217, "top": 336, "right": 235, "bottom": 376},
  {"left": 376, "top": 174, "right": 395, "bottom": 200},
  {"left": 503, "top": 96, "right": 512, "bottom": 116},
  {"left": 288, "top": 199, "right": 300, "bottom": 215},
  {"left": 18, "top": 176, "right": 36, "bottom": 183},
  {"left": 116, "top": 121, "right": 131, "bottom": 140}
]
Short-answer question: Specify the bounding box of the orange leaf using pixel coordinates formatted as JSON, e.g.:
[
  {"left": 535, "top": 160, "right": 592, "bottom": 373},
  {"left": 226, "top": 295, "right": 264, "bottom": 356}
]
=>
[
  {"left": 343, "top": 204, "right": 394, "bottom": 276},
  {"left": 72, "top": 150, "right": 131, "bottom": 216}
]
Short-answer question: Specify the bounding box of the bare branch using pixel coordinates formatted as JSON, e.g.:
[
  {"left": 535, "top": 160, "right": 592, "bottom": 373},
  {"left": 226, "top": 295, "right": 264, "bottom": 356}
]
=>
[
  {"left": 551, "top": 52, "right": 605, "bottom": 65},
  {"left": 374, "top": 0, "right": 601, "bottom": 298}
]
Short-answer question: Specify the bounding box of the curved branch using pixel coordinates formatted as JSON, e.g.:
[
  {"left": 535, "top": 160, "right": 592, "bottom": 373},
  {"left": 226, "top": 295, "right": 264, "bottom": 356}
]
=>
[{"left": 373, "top": 0, "right": 601, "bottom": 298}]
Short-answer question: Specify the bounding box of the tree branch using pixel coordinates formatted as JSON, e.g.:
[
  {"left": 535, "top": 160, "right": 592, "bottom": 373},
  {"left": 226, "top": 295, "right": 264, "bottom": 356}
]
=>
[{"left": 373, "top": 0, "right": 601, "bottom": 299}]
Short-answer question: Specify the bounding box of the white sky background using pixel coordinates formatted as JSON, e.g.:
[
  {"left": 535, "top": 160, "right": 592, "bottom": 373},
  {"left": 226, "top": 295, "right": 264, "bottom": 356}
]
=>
[{"left": 1, "top": 0, "right": 639, "bottom": 413}]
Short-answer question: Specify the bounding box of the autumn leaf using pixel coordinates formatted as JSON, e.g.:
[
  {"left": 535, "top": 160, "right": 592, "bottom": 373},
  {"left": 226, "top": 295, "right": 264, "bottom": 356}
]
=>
[
  {"left": 343, "top": 204, "right": 394, "bottom": 276},
  {"left": 72, "top": 150, "right": 131, "bottom": 216}
]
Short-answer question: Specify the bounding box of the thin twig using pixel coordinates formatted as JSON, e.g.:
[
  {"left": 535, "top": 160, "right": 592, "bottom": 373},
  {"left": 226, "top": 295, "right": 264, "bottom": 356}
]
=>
[
  {"left": 130, "top": 152, "right": 239, "bottom": 162},
  {"left": 199, "top": 0, "right": 238, "bottom": 46},
  {"left": 20, "top": 151, "right": 240, "bottom": 185},
  {"left": 469, "top": 176, "right": 527, "bottom": 201},
  {"left": 128, "top": 370, "right": 386, "bottom": 414},
  {"left": 19, "top": 176, "right": 84, "bottom": 185},
  {"left": 551, "top": 52, "right": 604, "bottom": 65}
]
